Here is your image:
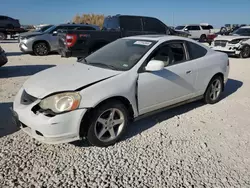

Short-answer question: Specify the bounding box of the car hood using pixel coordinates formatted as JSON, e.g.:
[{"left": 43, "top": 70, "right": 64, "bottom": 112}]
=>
[
  {"left": 19, "top": 31, "right": 43, "bottom": 38},
  {"left": 214, "top": 35, "right": 250, "bottom": 41},
  {"left": 23, "top": 63, "right": 121, "bottom": 98}
]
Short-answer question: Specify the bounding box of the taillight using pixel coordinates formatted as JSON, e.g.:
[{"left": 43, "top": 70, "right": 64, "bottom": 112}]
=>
[{"left": 66, "top": 34, "right": 77, "bottom": 48}]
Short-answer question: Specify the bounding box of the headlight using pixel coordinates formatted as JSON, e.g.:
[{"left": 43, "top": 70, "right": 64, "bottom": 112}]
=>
[
  {"left": 228, "top": 39, "right": 241, "bottom": 44},
  {"left": 229, "top": 39, "right": 248, "bottom": 44},
  {"left": 39, "top": 92, "right": 81, "bottom": 113},
  {"left": 240, "top": 38, "right": 249, "bottom": 44}
]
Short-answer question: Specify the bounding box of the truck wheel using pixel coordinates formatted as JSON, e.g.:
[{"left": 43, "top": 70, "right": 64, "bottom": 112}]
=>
[
  {"left": 199, "top": 34, "right": 207, "bottom": 42},
  {"left": 0, "top": 32, "right": 7, "bottom": 40},
  {"left": 239, "top": 44, "right": 250, "bottom": 58},
  {"left": 33, "top": 42, "right": 50, "bottom": 56}
]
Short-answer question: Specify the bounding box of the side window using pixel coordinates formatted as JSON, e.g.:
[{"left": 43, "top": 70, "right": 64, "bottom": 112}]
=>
[
  {"left": 66, "top": 26, "right": 78, "bottom": 30},
  {"left": 0, "top": 16, "right": 6, "bottom": 20},
  {"left": 187, "top": 26, "right": 201, "bottom": 30},
  {"left": 150, "top": 42, "right": 186, "bottom": 66},
  {"left": 103, "top": 17, "right": 119, "bottom": 30},
  {"left": 76, "top": 26, "right": 96, "bottom": 30},
  {"left": 186, "top": 41, "right": 207, "bottom": 60},
  {"left": 201, "top": 25, "right": 214, "bottom": 30},
  {"left": 143, "top": 17, "right": 166, "bottom": 33},
  {"left": 120, "top": 16, "right": 142, "bottom": 31}
]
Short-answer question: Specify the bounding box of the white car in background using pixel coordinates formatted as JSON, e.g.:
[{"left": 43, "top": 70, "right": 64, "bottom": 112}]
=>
[
  {"left": 210, "top": 26, "right": 250, "bottom": 58},
  {"left": 11, "top": 35, "right": 230, "bottom": 147},
  {"left": 175, "top": 23, "right": 214, "bottom": 42}
]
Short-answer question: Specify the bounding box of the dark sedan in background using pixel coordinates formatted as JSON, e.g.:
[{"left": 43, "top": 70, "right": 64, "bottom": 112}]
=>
[{"left": 0, "top": 45, "right": 8, "bottom": 67}]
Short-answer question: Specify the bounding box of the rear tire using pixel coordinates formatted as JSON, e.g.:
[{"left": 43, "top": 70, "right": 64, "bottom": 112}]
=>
[
  {"left": 85, "top": 100, "right": 129, "bottom": 147},
  {"left": 199, "top": 34, "right": 207, "bottom": 42},
  {"left": 204, "top": 76, "right": 223, "bottom": 104},
  {"left": 0, "top": 32, "right": 7, "bottom": 40},
  {"left": 33, "top": 42, "right": 49, "bottom": 56}
]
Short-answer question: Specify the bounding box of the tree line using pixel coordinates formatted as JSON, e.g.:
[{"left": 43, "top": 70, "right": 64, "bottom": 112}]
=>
[{"left": 72, "top": 14, "right": 105, "bottom": 28}]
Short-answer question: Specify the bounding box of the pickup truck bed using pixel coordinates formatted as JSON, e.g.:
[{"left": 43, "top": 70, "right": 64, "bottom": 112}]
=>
[{"left": 58, "top": 30, "right": 121, "bottom": 58}]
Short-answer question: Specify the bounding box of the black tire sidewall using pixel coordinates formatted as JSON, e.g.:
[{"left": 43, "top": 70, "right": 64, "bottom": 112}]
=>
[
  {"left": 240, "top": 45, "right": 250, "bottom": 58},
  {"left": 200, "top": 34, "right": 206, "bottom": 42},
  {"left": 0, "top": 32, "right": 7, "bottom": 40},
  {"left": 87, "top": 101, "right": 129, "bottom": 147},
  {"left": 204, "top": 76, "right": 223, "bottom": 104},
  {"left": 33, "top": 42, "right": 49, "bottom": 56}
]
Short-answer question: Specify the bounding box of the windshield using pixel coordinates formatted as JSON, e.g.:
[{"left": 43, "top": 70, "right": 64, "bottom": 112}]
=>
[
  {"left": 84, "top": 39, "right": 156, "bottom": 71},
  {"left": 175, "top": 26, "right": 185, "bottom": 30},
  {"left": 43, "top": 25, "right": 57, "bottom": 33},
  {"left": 232, "top": 28, "right": 250, "bottom": 36}
]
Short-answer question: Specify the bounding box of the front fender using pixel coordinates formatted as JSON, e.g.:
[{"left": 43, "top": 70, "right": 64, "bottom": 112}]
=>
[{"left": 78, "top": 71, "right": 139, "bottom": 117}]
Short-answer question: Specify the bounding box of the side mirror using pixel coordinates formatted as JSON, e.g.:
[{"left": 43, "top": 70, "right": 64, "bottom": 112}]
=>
[
  {"left": 184, "top": 28, "right": 188, "bottom": 31},
  {"left": 52, "top": 31, "right": 58, "bottom": 36},
  {"left": 145, "top": 60, "right": 165, "bottom": 72}
]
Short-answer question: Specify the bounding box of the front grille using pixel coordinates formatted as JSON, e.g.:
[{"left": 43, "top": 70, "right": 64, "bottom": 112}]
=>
[
  {"left": 214, "top": 40, "right": 228, "bottom": 47},
  {"left": 20, "top": 90, "right": 37, "bottom": 105}
]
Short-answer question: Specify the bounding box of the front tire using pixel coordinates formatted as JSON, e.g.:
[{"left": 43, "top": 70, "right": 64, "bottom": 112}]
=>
[
  {"left": 33, "top": 42, "right": 49, "bottom": 56},
  {"left": 239, "top": 44, "right": 250, "bottom": 58},
  {"left": 0, "top": 32, "right": 7, "bottom": 40},
  {"left": 86, "top": 100, "right": 129, "bottom": 147},
  {"left": 204, "top": 76, "right": 223, "bottom": 104}
]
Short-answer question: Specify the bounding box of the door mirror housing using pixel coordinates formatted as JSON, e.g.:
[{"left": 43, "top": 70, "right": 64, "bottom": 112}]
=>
[
  {"left": 184, "top": 28, "right": 188, "bottom": 31},
  {"left": 145, "top": 60, "right": 165, "bottom": 72},
  {"left": 52, "top": 31, "right": 58, "bottom": 36}
]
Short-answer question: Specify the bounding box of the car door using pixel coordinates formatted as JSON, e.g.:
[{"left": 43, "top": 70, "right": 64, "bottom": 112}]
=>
[
  {"left": 137, "top": 41, "right": 198, "bottom": 115},
  {"left": 187, "top": 26, "right": 201, "bottom": 39}
]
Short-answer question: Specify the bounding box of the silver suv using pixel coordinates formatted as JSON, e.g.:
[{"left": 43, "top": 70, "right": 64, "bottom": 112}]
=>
[
  {"left": 19, "top": 24, "right": 100, "bottom": 56},
  {"left": 0, "top": 15, "right": 20, "bottom": 29}
]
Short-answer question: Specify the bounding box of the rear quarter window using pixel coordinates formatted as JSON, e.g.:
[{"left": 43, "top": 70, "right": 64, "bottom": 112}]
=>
[
  {"left": 201, "top": 25, "right": 214, "bottom": 30},
  {"left": 186, "top": 41, "right": 207, "bottom": 60}
]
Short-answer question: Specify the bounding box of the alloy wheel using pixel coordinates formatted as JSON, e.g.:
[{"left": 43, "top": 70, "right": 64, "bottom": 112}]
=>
[
  {"left": 242, "top": 46, "right": 250, "bottom": 58},
  {"left": 209, "top": 79, "right": 222, "bottom": 101},
  {"left": 94, "top": 108, "right": 125, "bottom": 142},
  {"left": 35, "top": 43, "right": 48, "bottom": 55}
]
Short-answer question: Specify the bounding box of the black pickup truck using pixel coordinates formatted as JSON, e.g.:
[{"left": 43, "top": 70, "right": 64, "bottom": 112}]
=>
[{"left": 58, "top": 14, "right": 190, "bottom": 58}]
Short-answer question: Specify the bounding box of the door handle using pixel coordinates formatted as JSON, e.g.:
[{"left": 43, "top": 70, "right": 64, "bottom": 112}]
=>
[{"left": 186, "top": 70, "right": 192, "bottom": 74}]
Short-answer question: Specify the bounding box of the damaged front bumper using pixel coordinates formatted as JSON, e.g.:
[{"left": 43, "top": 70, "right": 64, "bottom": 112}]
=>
[{"left": 210, "top": 43, "right": 245, "bottom": 56}]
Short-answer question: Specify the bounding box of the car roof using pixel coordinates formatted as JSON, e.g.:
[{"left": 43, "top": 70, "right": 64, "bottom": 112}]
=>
[{"left": 124, "top": 35, "right": 193, "bottom": 42}]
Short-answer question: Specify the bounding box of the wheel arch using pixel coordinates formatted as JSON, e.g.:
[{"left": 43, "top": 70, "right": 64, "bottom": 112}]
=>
[
  {"left": 79, "top": 96, "right": 135, "bottom": 137},
  {"left": 32, "top": 40, "right": 51, "bottom": 52},
  {"left": 205, "top": 72, "right": 224, "bottom": 94}
]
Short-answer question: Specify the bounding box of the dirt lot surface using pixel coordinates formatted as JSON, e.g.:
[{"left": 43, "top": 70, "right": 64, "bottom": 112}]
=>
[{"left": 0, "top": 41, "right": 250, "bottom": 188}]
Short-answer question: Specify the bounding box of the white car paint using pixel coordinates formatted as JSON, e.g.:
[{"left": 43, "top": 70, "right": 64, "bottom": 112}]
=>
[
  {"left": 210, "top": 26, "right": 250, "bottom": 56},
  {"left": 175, "top": 24, "right": 213, "bottom": 39},
  {"left": 13, "top": 35, "right": 229, "bottom": 144}
]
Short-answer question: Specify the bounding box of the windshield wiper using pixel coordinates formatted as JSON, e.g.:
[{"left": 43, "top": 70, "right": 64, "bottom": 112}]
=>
[
  {"left": 90, "top": 62, "right": 119, "bottom": 70},
  {"left": 77, "top": 57, "right": 88, "bottom": 64}
]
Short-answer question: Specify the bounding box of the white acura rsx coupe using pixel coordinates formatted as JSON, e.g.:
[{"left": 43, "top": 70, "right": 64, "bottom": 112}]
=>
[{"left": 12, "top": 35, "right": 230, "bottom": 147}]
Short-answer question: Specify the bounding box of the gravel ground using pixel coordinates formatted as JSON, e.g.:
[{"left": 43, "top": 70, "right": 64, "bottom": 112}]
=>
[{"left": 0, "top": 41, "right": 250, "bottom": 188}]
